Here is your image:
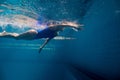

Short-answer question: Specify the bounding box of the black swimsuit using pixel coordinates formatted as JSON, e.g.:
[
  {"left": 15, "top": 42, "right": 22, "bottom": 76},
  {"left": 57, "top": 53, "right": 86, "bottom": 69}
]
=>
[{"left": 34, "top": 27, "right": 57, "bottom": 39}]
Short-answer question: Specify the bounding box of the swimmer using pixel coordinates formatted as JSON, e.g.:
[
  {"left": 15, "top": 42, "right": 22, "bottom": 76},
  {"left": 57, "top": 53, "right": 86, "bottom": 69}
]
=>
[{"left": 0, "top": 21, "right": 83, "bottom": 53}]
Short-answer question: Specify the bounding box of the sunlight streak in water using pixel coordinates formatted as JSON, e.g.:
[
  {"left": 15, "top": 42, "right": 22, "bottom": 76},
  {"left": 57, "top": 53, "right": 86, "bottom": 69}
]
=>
[
  {"left": 54, "top": 36, "right": 76, "bottom": 40},
  {"left": 0, "top": 46, "right": 54, "bottom": 50},
  {"left": 0, "top": 43, "right": 55, "bottom": 50}
]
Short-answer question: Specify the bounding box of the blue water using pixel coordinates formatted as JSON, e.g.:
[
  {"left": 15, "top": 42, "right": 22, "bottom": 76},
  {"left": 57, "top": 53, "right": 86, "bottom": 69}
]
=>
[{"left": 0, "top": 0, "right": 120, "bottom": 80}]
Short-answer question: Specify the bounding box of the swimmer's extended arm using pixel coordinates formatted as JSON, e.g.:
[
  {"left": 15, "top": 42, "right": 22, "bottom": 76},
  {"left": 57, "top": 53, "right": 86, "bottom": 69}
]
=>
[
  {"left": 49, "top": 21, "right": 84, "bottom": 31},
  {"left": 39, "top": 38, "right": 52, "bottom": 53}
]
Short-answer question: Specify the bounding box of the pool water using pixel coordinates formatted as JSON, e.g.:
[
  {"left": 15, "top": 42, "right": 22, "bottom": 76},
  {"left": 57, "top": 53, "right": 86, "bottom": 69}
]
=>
[{"left": 0, "top": 0, "right": 120, "bottom": 80}]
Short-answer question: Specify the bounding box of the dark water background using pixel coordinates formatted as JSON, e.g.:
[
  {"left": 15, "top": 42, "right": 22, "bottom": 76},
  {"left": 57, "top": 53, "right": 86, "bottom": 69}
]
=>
[{"left": 0, "top": 0, "right": 120, "bottom": 80}]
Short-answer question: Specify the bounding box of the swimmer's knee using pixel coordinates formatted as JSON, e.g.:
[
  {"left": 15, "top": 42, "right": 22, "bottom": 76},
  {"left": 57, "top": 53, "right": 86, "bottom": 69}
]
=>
[{"left": 14, "top": 34, "right": 20, "bottom": 40}]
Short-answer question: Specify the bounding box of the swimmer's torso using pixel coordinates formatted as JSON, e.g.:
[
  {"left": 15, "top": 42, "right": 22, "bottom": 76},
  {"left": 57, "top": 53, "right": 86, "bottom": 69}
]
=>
[{"left": 34, "top": 27, "right": 58, "bottom": 39}]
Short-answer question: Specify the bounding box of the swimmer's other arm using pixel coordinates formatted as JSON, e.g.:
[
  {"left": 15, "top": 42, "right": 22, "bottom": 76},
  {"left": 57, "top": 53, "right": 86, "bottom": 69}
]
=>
[{"left": 39, "top": 38, "right": 52, "bottom": 53}]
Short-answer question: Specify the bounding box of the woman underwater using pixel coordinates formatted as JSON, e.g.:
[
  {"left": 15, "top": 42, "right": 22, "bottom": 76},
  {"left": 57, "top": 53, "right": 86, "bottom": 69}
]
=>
[{"left": 0, "top": 21, "right": 83, "bottom": 53}]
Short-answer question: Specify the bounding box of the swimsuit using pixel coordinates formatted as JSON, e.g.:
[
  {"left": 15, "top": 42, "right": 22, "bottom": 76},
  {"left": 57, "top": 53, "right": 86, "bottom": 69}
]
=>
[{"left": 34, "top": 27, "right": 57, "bottom": 39}]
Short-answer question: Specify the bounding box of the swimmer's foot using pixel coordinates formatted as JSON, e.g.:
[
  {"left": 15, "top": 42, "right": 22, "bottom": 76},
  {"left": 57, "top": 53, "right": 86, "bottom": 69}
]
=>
[{"left": 0, "top": 31, "right": 7, "bottom": 36}]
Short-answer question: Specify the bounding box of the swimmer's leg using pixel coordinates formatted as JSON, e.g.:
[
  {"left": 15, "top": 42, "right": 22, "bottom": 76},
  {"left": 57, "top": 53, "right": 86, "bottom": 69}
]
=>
[
  {"left": 0, "top": 31, "right": 19, "bottom": 39},
  {"left": 17, "top": 29, "right": 37, "bottom": 40},
  {"left": 0, "top": 29, "right": 37, "bottom": 40}
]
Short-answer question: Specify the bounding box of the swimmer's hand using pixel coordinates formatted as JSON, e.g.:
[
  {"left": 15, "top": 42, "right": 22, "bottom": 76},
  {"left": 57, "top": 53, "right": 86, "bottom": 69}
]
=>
[{"left": 38, "top": 47, "right": 42, "bottom": 53}]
